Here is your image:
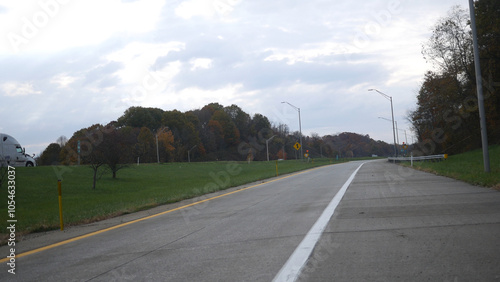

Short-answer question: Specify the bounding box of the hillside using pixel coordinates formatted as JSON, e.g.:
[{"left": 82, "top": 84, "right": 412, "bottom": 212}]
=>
[{"left": 38, "top": 103, "right": 394, "bottom": 165}]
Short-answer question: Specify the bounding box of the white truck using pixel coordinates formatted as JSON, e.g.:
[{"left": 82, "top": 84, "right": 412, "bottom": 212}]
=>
[{"left": 0, "top": 133, "right": 37, "bottom": 167}]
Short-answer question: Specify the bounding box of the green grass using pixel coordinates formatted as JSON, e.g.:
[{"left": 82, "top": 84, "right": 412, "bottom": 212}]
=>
[
  {"left": 404, "top": 145, "right": 500, "bottom": 188},
  {"left": 0, "top": 158, "right": 345, "bottom": 240}
]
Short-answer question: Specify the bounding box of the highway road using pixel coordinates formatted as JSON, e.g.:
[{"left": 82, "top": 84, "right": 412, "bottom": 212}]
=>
[{"left": 1, "top": 160, "right": 500, "bottom": 281}]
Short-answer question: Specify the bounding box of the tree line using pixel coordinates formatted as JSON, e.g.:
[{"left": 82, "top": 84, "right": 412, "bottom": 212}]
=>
[
  {"left": 38, "top": 103, "right": 393, "bottom": 176},
  {"left": 409, "top": 0, "right": 500, "bottom": 155}
]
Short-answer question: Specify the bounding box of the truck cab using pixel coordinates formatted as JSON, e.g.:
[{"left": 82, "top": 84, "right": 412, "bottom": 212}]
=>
[{"left": 0, "top": 133, "right": 36, "bottom": 167}]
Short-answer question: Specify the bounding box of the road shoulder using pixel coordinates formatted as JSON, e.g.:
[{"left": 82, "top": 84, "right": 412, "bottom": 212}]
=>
[{"left": 300, "top": 161, "right": 500, "bottom": 281}]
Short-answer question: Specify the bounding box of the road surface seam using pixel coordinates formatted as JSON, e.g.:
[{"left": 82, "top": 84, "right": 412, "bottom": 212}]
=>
[
  {"left": 85, "top": 227, "right": 206, "bottom": 281},
  {"left": 324, "top": 221, "right": 500, "bottom": 234}
]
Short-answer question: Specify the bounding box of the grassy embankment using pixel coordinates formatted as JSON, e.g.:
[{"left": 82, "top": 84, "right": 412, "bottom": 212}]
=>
[
  {"left": 404, "top": 145, "right": 500, "bottom": 189},
  {"left": 0, "top": 158, "right": 344, "bottom": 240}
]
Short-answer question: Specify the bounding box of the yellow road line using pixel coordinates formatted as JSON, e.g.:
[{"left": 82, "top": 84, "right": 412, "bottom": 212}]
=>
[{"left": 2, "top": 165, "right": 330, "bottom": 262}]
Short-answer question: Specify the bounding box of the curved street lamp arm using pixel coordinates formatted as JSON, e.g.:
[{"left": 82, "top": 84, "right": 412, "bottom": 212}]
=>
[
  {"left": 281, "top": 101, "right": 299, "bottom": 111},
  {"left": 368, "top": 89, "right": 391, "bottom": 101}
]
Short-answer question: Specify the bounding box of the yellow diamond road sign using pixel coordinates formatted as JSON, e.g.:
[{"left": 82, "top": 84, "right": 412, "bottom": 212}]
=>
[{"left": 293, "top": 142, "right": 301, "bottom": 151}]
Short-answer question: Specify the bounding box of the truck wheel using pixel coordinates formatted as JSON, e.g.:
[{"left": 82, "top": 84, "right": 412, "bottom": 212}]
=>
[{"left": 26, "top": 162, "right": 34, "bottom": 167}]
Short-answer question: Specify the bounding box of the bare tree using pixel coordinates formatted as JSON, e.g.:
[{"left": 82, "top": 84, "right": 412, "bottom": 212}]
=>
[
  {"left": 101, "top": 126, "right": 131, "bottom": 179},
  {"left": 56, "top": 135, "right": 68, "bottom": 147},
  {"left": 422, "top": 5, "right": 474, "bottom": 82},
  {"left": 79, "top": 130, "right": 106, "bottom": 190},
  {"left": 77, "top": 125, "right": 114, "bottom": 189}
]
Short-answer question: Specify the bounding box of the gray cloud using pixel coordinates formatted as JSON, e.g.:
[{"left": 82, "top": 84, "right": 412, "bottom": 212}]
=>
[{"left": 0, "top": 0, "right": 463, "bottom": 154}]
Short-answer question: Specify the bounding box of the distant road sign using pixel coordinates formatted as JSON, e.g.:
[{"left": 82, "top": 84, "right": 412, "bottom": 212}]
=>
[
  {"left": 293, "top": 142, "right": 301, "bottom": 151},
  {"left": 304, "top": 153, "right": 309, "bottom": 158}
]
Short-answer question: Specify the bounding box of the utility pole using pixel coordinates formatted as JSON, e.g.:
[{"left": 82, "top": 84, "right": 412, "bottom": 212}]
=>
[
  {"left": 469, "top": 0, "right": 490, "bottom": 172},
  {"left": 188, "top": 145, "right": 197, "bottom": 163},
  {"left": 266, "top": 135, "right": 276, "bottom": 161},
  {"left": 282, "top": 102, "right": 303, "bottom": 161},
  {"left": 156, "top": 127, "right": 167, "bottom": 164},
  {"left": 370, "top": 89, "right": 397, "bottom": 158}
]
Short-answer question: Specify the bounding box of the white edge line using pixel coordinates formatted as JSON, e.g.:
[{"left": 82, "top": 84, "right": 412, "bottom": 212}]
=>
[{"left": 273, "top": 162, "right": 366, "bottom": 282}]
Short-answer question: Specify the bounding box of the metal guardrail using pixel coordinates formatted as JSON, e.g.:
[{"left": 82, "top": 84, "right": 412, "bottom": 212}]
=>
[{"left": 388, "top": 154, "right": 448, "bottom": 163}]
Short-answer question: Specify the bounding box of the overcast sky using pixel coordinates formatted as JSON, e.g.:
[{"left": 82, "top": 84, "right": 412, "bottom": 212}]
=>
[{"left": 0, "top": 0, "right": 465, "bottom": 155}]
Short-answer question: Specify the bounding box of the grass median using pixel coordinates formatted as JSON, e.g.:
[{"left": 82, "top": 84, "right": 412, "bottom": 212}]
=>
[
  {"left": 0, "top": 158, "right": 344, "bottom": 242},
  {"left": 403, "top": 145, "right": 500, "bottom": 189}
]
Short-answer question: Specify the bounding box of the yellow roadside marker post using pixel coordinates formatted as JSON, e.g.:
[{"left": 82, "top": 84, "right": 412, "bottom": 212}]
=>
[{"left": 58, "top": 180, "right": 64, "bottom": 231}]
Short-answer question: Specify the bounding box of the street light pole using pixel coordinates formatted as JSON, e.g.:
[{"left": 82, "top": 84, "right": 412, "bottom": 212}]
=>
[
  {"left": 156, "top": 127, "right": 167, "bottom": 164},
  {"left": 266, "top": 135, "right": 276, "bottom": 161},
  {"left": 381, "top": 117, "right": 408, "bottom": 144},
  {"left": 398, "top": 128, "right": 408, "bottom": 144},
  {"left": 468, "top": 0, "right": 490, "bottom": 172},
  {"left": 395, "top": 120, "right": 399, "bottom": 145},
  {"left": 156, "top": 133, "right": 160, "bottom": 163},
  {"left": 188, "top": 145, "right": 197, "bottom": 163},
  {"left": 378, "top": 116, "right": 400, "bottom": 150},
  {"left": 282, "top": 101, "right": 303, "bottom": 160},
  {"left": 370, "top": 89, "right": 397, "bottom": 157}
]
